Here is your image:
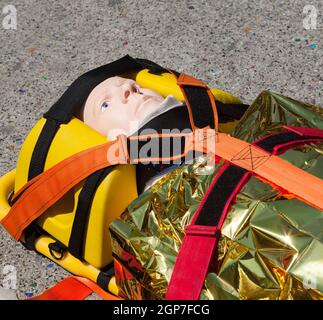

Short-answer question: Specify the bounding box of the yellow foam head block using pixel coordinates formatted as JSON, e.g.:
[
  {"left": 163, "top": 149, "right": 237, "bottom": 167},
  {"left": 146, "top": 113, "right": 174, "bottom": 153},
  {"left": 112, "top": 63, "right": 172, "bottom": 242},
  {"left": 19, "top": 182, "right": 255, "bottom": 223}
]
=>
[{"left": 15, "top": 117, "right": 137, "bottom": 268}]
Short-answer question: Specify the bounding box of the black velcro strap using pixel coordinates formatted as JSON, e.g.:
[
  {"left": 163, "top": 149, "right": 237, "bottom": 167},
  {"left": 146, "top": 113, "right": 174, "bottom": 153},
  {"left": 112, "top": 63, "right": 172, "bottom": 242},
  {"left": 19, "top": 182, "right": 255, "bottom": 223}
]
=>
[
  {"left": 181, "top": 86, "right": 215, "bottom": 129},
  {"left": 254, "top": 131, "right": 319, "bottom": 153},
  {"left": 195, "top": 166, "right": 248, "bottom": 226},
  {"left": 127, "top": 135, "right": 187, "bottom": 164},
  {"left": 68, "top": 167, "right": 114, "bottom": 260},
  {"left": 22, "top": 225, "right": 43, "bottom": 251},
  {"left": 28, "top": 118, "right": 60, "bottom": 180}
]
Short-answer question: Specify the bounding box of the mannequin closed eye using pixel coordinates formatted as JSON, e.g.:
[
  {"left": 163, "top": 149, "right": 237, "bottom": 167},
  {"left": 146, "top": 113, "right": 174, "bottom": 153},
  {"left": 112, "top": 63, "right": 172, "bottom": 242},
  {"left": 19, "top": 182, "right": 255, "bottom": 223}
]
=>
[{"left": 134, "top": 85, "right": 143, "bottom": 94}]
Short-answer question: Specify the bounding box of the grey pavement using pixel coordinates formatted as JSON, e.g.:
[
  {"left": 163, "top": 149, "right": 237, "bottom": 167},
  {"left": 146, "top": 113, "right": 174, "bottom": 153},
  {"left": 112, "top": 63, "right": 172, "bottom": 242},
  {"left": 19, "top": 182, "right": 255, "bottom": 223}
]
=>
[{"left": 0, "top": 0, "right": 322, "bottom": 299}]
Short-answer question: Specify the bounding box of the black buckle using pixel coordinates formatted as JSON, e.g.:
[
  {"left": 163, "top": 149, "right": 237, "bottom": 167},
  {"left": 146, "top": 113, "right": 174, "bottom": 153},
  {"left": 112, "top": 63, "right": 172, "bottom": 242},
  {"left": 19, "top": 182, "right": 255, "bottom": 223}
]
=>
[{"left": 48, "top": 241, "right": 66, "bottom": 260}]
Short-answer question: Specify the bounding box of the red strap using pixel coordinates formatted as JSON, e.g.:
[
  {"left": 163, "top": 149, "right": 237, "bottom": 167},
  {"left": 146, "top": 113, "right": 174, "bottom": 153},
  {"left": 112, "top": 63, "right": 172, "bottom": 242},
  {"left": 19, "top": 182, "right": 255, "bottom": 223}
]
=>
[
  {"left": 166, "top": 166, "right": 250, "bottom": 300},
  {"left": 273, "top": 126, "right": 323, "bottom": 154},
  {"left": 166, "top": 226, "right": 219, "bottom": 300},
  {"left": 29, "top": 276, "right": 122, "bottom": 300},
  {"left": 273, "top": 137, "right": 323, "bottom": 155},
  {"left": 283, "top": 125, "right": 323, "bottom": 138}
]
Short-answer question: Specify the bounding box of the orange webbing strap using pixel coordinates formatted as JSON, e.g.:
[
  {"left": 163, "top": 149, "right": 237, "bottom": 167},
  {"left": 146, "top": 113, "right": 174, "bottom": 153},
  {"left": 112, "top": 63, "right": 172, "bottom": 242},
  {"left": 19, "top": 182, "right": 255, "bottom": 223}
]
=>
[
  {"left": 29, "top": 276, "right": 122, "bottom": 300},
  {"left": 215, "top": 132, "right": 323, "bottom": 210},
  {"left": 2, "top": 129, "right": 323, "bottom": 241},
  {"left": 164, "top": 70, "right": 218, "bottom": 133},
  {"left": 1, "top": 132, "right": 191, "bottom": 240},
  {"left": 1, "top": 135, "right": 129, "bottom": 240}
]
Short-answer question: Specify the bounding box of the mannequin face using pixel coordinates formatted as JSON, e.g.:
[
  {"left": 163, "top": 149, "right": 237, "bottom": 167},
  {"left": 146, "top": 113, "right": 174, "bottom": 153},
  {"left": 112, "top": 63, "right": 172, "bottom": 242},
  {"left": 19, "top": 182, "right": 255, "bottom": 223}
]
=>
[{"left": 81, "top": 76, "right": 165, "bottom": 139}]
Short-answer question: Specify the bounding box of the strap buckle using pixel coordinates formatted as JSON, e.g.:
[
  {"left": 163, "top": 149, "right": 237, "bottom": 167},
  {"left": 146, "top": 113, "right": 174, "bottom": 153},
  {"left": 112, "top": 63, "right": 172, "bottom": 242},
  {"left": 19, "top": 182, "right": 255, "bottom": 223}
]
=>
[
  {"left": 185, "top": 225, "right": 220, "bottom": 237},
  {"left": 184, "top": 128, "right": 218, "bottom": 159},
  {"left": 48, "top": 241, "right": 66, "bottom": 261}
]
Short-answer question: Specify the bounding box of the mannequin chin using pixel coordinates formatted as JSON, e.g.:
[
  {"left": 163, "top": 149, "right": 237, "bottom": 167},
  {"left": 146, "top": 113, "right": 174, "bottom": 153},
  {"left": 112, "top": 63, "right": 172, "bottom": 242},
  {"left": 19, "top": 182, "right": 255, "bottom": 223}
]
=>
[{"left": 81, "top": 76, "right": 165, "bottom": 139}]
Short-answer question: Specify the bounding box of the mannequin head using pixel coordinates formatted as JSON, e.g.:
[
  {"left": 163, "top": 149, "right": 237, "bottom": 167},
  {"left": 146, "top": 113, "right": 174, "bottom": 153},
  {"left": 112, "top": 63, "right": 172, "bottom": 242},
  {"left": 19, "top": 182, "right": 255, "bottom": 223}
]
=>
[{"left": 81, "top": 76, "right": 165, "bottom": 139}]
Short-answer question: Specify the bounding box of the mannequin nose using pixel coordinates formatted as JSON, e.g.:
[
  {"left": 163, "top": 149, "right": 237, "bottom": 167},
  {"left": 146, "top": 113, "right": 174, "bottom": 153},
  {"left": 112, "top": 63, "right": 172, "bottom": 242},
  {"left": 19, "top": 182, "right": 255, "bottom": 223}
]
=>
[{"left": 122, "top": 83, "right": 134, "bottom": 100}]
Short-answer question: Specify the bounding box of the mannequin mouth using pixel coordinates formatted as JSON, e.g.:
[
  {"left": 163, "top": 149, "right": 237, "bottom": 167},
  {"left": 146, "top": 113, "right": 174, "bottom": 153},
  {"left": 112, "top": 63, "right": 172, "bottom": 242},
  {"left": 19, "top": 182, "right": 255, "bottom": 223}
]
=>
[
  {"left": 135, "top": 96, "right": 156, "bottom": 116},
  {"left": 142, "top": 95, "right": 152, "bottom": 102}
]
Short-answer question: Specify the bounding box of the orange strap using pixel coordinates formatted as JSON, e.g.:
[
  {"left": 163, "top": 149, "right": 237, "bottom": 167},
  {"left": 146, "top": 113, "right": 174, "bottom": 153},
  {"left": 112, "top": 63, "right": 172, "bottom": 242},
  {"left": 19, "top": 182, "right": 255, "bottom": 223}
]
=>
[
  {"left": 1, "top": 131, "right": 200, "bottom": 240},
  {"left": 2, "top": 132, "right": 196, "bottom": 240},
  {"left": 2, "top": 128, "right": 323, "bottom": 241},
  {"left": 2, "top": 135, "right": 129, "bottom": 240},
  {"left": 160, "top": 70, "right": 218, "bottom": 133},
  {"left": 215, "top": 132, "right": 323, "bottom": 209},
  {"left": 29, "top": 276, "right": 122, "bottom": 300}
]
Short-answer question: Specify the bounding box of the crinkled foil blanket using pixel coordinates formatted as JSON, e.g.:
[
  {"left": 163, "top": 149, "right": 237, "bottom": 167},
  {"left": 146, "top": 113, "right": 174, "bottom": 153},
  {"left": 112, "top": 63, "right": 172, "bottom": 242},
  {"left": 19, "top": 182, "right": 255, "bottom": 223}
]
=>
[{"left": 110, "top": 91, "right": 323, "bottom": 300}]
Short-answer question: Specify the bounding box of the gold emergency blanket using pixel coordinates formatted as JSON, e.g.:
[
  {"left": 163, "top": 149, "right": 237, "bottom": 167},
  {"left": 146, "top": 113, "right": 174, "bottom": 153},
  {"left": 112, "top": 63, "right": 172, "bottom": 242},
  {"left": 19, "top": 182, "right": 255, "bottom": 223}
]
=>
[{"left": 109, "top": 91, "right": 323, "bottom": 300}]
